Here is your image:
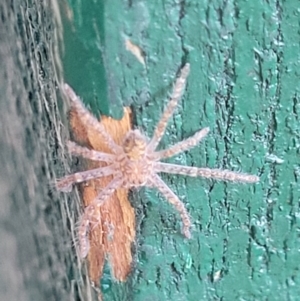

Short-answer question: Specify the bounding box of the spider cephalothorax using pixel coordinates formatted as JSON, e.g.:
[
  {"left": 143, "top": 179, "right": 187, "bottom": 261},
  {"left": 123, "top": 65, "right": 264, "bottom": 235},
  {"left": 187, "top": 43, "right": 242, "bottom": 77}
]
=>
[
  {"left": 118, "top": 129, "right": 154, "bottom": 187},
  {"left": 57, "top": 63, "right": 259, "bottom": 258},
  {"left": 122, "top": 129, "right": 148, "bottom": 159}
]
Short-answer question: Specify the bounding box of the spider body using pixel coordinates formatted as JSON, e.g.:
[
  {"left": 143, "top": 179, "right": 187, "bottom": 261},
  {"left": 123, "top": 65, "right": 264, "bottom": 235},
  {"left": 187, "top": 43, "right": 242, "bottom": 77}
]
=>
[
  {"left": 119, "top": 129, "right": 154, "bottom": 187},
  {"left": 57, "top": 63, "right": 259, "bottom": 258}
]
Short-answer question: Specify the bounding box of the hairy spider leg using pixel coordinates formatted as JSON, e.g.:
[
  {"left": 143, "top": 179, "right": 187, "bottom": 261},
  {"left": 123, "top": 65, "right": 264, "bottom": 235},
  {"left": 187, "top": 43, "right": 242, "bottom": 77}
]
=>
[
  {"left": 56, "top": 165, "right": 117, "bottom": 192},
  {"left": 154, "top": 162, "right": 260, "bottom": 183},
  {"left": 150, "top": 174, "right": 191, "bottom": 238},
  {"left": 78, "top": 177, "right": 123, "bottom": 258},
  {"left": 67, "top": 140, "right": 115, "bottom": 163},
  {"left": 155, "top": 127, "right": 210, "bottom": 160},
  {"left": 148, "top": 63, "right": 190, "bottom": 151},
  {"left": 63, "top": 84, "right": 122, "bottom": 154},
  {"left": 78, "top": 205, "right": 93, "bottom": 258}
]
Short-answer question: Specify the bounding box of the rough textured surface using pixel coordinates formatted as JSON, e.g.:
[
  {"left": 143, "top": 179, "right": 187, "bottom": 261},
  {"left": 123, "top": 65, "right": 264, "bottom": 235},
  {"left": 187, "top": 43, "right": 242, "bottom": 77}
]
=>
[
  {"left": 0, "top": 1, "right": 81, "bottom": 300},
  {"left": 61, "top": 0, "right": 300, "bottom": 300},
  {"left": 2, "top": 0, "right": 297, "bottom": 300}
]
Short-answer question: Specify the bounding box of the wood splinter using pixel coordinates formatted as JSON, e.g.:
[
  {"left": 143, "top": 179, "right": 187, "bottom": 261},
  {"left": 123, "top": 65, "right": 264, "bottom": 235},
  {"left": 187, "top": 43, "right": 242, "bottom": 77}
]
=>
[{"left": 69, "top": 104, "right": 135, "bottom": 284}]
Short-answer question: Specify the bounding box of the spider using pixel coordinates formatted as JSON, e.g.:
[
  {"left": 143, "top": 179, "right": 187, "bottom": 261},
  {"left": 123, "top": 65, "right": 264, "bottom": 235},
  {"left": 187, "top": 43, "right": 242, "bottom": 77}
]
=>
[{"left": 57, "top": 63, "right": 259, "bottom": 258}]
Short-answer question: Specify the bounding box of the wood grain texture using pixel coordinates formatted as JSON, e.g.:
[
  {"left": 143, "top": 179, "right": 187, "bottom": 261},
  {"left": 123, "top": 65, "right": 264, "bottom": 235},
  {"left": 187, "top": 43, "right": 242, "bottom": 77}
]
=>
[{"left": 62, "top": 0, "right": 300, "bottom": 300}]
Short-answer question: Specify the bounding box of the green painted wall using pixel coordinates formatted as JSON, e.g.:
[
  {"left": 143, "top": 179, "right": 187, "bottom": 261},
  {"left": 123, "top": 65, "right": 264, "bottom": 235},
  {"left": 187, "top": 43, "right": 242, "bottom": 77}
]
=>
[{"left": 62, "top": 0, "right": 300, "bottom": 300}]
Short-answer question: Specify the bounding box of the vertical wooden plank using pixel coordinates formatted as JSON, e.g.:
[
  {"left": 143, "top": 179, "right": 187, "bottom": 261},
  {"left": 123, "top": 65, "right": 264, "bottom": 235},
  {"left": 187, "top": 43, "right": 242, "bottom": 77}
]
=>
[{"left": 61, "top": 0, "right": 300, "bottom": 300}]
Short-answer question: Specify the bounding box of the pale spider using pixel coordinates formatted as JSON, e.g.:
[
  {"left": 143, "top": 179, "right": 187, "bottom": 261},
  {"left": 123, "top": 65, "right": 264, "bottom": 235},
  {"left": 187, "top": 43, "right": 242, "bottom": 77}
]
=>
[{"left": 57, "top": 63, "right": 259, "bottom": 258}]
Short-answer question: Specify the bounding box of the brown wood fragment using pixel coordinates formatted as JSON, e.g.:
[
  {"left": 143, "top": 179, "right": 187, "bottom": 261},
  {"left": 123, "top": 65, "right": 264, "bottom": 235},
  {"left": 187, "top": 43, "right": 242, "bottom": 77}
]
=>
[
  {"left": 125, "top": 38, "right": 146, "bottom": 65},
  {"left": 69, "top": 106, "right": 135, "bottom": 284}
]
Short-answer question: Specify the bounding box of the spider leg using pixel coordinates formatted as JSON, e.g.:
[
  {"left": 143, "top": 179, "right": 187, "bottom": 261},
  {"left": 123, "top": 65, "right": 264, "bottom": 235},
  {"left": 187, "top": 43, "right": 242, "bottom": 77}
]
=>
[
  {"left": 56, "top": 165, "right": 117, "bottom": 192},
  {"left": 154, "top": 162, "right": 259, "bottom": 183},
  {"left": 67, "top": 140, "right": 114, "bottom": 163},
  {"left": 149, "top": 174, "right": 191, "bottom": 238},
  {"left": 148, "top": 63, "right": 190, "bottom": 151},
  {"left": 77, "top": 205, "right": 93, "bottom": 258},
  {"left": 155, "top": 127, "right": 209, "bottom": 160},
  {"left": 78, "top": 177, "right": 122, "bottom": 258},
  {"left": 63, "top": 83, "right": 122, "bottom": 154}
]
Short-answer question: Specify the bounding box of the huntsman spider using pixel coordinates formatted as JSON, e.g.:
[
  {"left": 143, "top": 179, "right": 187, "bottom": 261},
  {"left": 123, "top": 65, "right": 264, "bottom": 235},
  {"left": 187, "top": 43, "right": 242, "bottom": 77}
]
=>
[{"left": 57, "top": 63, "right": 259, "bottom": 258}]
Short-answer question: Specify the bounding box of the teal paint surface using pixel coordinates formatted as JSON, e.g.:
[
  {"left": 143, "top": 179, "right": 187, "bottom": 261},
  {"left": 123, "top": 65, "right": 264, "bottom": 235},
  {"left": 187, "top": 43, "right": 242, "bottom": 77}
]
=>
[
  {"left": 63, "top": 0, "right": 300, "bottom": 300},
  {"left": 2, "top": 0, "right": 300, "bottom": 300},
  {"left": 62, "top": 0, "right": 109, "bottom": 117},
  {"left": 92, "top": 1, "right": 300, "bottom": 300}
]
